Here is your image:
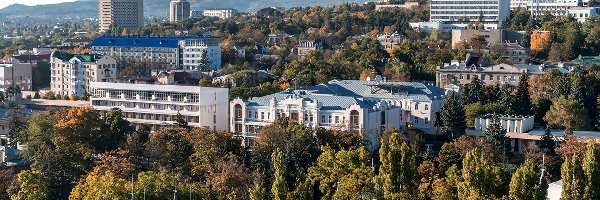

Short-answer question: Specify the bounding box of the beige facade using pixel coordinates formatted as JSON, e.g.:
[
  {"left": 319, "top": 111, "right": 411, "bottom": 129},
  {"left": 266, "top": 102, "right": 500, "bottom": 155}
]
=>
[
  {"left": 0, "top": 59, "right": 32, "bottom": 92},
  {"left": 50, "top": 52, "right": 118, "bottom": 96},
  {"left": 436, "top": 62, "right": 569, "bottom": 88},
  {"left": 297, "top": 40, "right": 322, "bottom": 60},
  {"left": 99, "top": 0, "right": 144, "bottom": 32},
  {"left": 170, "top": 0, "right": 191, "bottom": 22}
]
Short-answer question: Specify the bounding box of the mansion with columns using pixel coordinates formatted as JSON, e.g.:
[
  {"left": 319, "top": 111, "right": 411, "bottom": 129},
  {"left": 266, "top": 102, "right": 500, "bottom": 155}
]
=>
[{"left": 230, "top": 79, "right": 445, "bottom": 148}]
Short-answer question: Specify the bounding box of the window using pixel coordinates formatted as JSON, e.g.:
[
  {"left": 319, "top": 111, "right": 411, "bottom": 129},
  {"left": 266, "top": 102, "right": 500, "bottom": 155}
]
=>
[
  {"left": 213, "top": 115, "right": 216, "bottom": 124},
  {"left": 328, "top": 116, "right": 332, "bottom": 123},
  {"left": 321, "top": 115, "right": 326, "bottom": 123},
  {"left": 335, "top": 116, "right": 340, "bottom": 123},
  {"left": 261, "top": 112, "right": 265, "bottom": 120},
  {"left": 459, "top": 74, "right": 464, "bottom": 80},
  {"left": 381, "top": 111, "right": 386, "bottom": 125},
  {"left": 415, "top": 103, "right": 419, "bottom": 110},
  {"left": 425, "top": 117, "right": 429, "bottom": 124},
  {"left": 481, "top": 74, "right": 486, "bottom": 81},
  {"left": 255, "top": 111, "right": 258, "bottom": 119},
  {"left": 350, "top": 110, "right": 359, "bottom": 126},
  {"left": 490, "top": 75, "right": 494, "bottom": 81},
  {"left": 466, "top": 74, "right": 470, "bottom": 80},
  {"left": 425, "top": 104, "right": 429, "bottom": 111},
  {"left": 414, "top": 118, "right": 419, "bottom": 124},
  {"left": 248, "top": 111, "right": 252, "bottom": 118},
  {"left": 511, "top": 76, "right": 515, "bottom": 81}
]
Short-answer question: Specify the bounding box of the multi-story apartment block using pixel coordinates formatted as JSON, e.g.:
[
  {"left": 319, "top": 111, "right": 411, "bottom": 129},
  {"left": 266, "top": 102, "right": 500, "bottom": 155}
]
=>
[
  {"left": 201, "top": 9, "right": 238, "bottom": 19},
  {"left": 435, "top": 55, "right": 569, "bottom": 88},
  {"left": 511, "top": 0, "right": 583, "bottom": 18},
  {"left": 170, "top": 0, "right": 191, "bottom": 22},
  {"left": 89, "top": 82, "right": 229, "bottom": 131},
  {"left": 50, "top": 51, "right": 117, "bottom": 96},
  {"left": 430, "top": 0, "right": 510, "bottom": 29},
  {"left": 230, "top": 79, "right": 445, "bottom": 148},
  {"left": 98, "top": 0, "right": 144, "bottom": 32},
  {"left": 0, "top": 59, "right": 32, "bottom": 92},
  {"left": 91, "top": 35, "right": 222, "bottom": 70}
]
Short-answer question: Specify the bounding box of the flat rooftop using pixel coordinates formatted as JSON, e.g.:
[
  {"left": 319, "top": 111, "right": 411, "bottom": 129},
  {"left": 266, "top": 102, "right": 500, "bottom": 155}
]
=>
[{"left": 90, "top": 82, "right": 228, "bottom": 93}]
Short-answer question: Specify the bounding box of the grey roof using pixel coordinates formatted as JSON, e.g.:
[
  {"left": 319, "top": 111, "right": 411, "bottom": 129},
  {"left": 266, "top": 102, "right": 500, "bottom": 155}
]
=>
[
  {"left": 90, "top": 82, "right": 227, "bottom": 93},
  {"left": 528, "top": 129, "right": 600, "bottom": 138},
  {"left": 244, "top": 80, "right": 445, "bottom": 110}
]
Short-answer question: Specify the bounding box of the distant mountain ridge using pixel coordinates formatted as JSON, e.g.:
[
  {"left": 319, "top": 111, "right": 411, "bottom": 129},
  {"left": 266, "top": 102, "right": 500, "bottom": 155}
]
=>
[{"left": 0, "top": 0, "right": 367, "bottom": 20}]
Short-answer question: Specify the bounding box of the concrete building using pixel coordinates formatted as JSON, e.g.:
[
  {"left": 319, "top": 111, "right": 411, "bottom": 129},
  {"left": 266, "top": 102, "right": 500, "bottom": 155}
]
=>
[
  {"left": 511, "top": 0, "right": 583, "bottom": 18},
  {"left": 375, "top": 2, "right": 419, "bottom": 11},
  {"left": 50, "top": 51, "right": 117, "bottom": 96},
  {"left": 410, "top": 21, "right": 503, "bottom": 33},
  {"left": 230, "top": 79, "right": 445, "bottom": 148},
  {"left": 89, "top": 82, "right": 229, "bottom": 131},
  {"left": 170, "top": 0, "right": 191, "bottom": 22},
  {"left": 451, "top": 29, "right": 524, "bottom": 49},
  {"left": 201, "top": 9, "right": 238, "bottom": 19},
  {"left": 376, "top": 33, "right": 404, "bottom": 50},
  {"left": 98, "top": 0, "right": 144, "bottom": 32},
  {"left": 430, "top": 0, "right": 510, "bottom": 29},
  {"left": 297, "top": 40, "right": 322, "bottom": 60},
  {"left": 568, "top": 6, "right": 600, "bottom": 23},
  {"left": 91, "top": 35, "right": 222, "bottom": 70},
  {"left": 0, "top": 59, "right": 32, "bottom": 92},
  {"left": 435, "top": 54, "right": 569, "bottom": 88}
]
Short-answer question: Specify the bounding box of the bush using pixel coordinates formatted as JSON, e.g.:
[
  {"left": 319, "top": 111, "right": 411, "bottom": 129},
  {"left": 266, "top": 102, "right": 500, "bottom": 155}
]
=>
[
  {"left": 62, "top": 95, "right": 70, "bottom": 100},
  {"left": 69, "top": 94, "right": 77, "bottom": 101},
  {"left": 25, "top": 95, "right": 32, "bottom": 99},
  {"left": 43, "top": 91, "right": 56, "bottom": 100},
  {"left": 33, "top": 92, "right": 41, "bottom": 99}
]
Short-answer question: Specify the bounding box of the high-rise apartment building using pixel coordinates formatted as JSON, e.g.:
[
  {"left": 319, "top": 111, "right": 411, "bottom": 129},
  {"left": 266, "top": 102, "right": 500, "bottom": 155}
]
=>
[
  {"left": 99, "top": 0, "right": 144, "bottom": 32},
  {"left": 170, "top": 0, "right": 191, "bottom": 22},
  {"left": 430, "top": 0, "right": 510, "bottom": 23}
]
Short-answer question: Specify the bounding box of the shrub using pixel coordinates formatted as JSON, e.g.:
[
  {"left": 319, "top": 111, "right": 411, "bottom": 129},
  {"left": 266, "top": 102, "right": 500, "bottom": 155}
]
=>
[
  {"left": 25, "top": 95, "right": 32, "bottom": 99},
  {"left": 33, "top": 92, "right": 40, "bottom": 99},
  {"left": 43, "top": 91, "right": 56, "bottom": 100},
  {"left": 69, "top": 94, "right": 77, "bottom": 101}
]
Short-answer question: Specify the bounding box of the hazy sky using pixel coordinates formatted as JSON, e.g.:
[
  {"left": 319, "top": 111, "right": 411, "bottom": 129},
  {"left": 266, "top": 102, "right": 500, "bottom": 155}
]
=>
[{"left": 0, "top": 0, "right": 76, "bottom": 9}]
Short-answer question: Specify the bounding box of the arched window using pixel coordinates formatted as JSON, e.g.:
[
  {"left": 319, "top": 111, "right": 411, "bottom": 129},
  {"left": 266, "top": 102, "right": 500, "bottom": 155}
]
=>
[
  {"left": 234, "top": 104, "right": 242, "bottom": 120},
  {"left": 350, "top": 110, "right": 360, "bottom": 126}
]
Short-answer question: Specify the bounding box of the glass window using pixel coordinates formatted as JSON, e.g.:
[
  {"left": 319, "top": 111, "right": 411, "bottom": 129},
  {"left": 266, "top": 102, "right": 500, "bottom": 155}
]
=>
[
  {"left": 335, "top": 116, "right": 340, "bottom": 123},
  {"left": 425, "top": 105, "right": 429, "bottom": 110}
]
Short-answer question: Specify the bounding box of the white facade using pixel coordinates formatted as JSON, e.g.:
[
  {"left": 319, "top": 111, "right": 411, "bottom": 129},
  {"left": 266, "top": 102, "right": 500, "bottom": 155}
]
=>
[
  {"left": 430, "top": 0, "right": 510, "bottom": 24},
  {"left": 89, "top": 82, "right": 229, "bottom": 131},
  {"left": 50, "top": 52, "right": 118, "bottom": 96},
  {"left": 511, "top": 0, "right": 583, "bottom": 18},
  {"left": 474, "top": 114, "right": 535, "bottom": 133},
  {"left": 410, "top": 21, "right": 501, "bottom": 33},
  {"left": 98, "top": 0, "right": 144, "bottom": 32},
  {"left": 568, "top": 7, "right": 600, "bottom": 23},
  {"left": 202, "top": 9, "right": 238, "bottom": 19},
  {"left": 230, "top": 79, "right": 445, "bottom": 148},
  {"left": 0, "top": 60, "right": 32, "bottom": 92},
  {"left": 170, "top": 0, "right": 191, "bottom": 22},
  {"left": 180, "top": 39, "right": 222, "bottom": 70}
]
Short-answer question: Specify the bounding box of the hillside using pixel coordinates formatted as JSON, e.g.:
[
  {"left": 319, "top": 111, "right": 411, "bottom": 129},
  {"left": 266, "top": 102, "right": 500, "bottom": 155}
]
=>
[{"left": 0, "top": 0, "right": 368, "bottom": 20}]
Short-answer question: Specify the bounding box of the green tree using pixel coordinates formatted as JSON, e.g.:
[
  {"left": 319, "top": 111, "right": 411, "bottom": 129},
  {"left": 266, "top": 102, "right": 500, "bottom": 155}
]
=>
[
  {"left": 249, "top": 179, "right": 268, "bottom": 200},
  {"left": 9, "top": 170, "right": 48, "bottom": 200},
  {"left": 458, "top": 148, "right": 504, "bottom": 199},
  {"left": 538, "top": 127, "right": 556, "bottom": 154},
  {"left": 145, "top": 127, "right": 194, "bottom": 174},
  {"left": 271, "top": 148, "right": 287, "bottom": 200},
  {"left": 68, "top": 168, "right": 129, "bottom": 200},
  {"left": 101, "top": 108, "right": 133, "bottom": 151},
  {"left": 291, "top": 175, "right": 314, "bottom": 200},
  {"left": 174, "top": 112, "right": 189, "bottom": 130},
  {"left": 484, "top": 114, "right": 509, "bottom": 154},
  {"left": 376, "top": 130, "right": 418, "bottom": 199},
  {"left": 513, "top": 74, "right": 532, "bottom": 116},
  {"left": 544, "top": 96, "right": 590, "bottom": 134},
  {"left": 561, "top": 155, "right": 584, "bottom": 200},
  {"left": 5, "top": 101, "right": 25, "bottom": 148},
  {"left": 462, "top": 76, "right": 483, "bottom": 105},
  {"left": 435, "top": 91, "right": 466, "bottom": 137},
  {"left": 583, "top": 144, "right": 600, "bottom": 199},
  {"left": 509, "top": 161, "right": 547, "bottom": 200}
]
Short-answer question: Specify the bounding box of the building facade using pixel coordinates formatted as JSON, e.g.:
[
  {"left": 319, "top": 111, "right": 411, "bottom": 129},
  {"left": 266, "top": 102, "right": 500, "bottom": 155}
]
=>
[
  {"left": 511, "top": 0, "right": 583, "bottom": 18},
  {"left": 568, "top": 6, "right": 600, "bottom": 23},
  {"left": 230, "top": 79, "right": 445, "bottom": 148},
  {"left": 98, "top": 0, "right": 144, "bottom": 32},
  {"left": 170, "top": 0, "right": 191, "bottom": 22},
  {"left": 0, "top": 59, "right": 32, "bottom": 92},
  {"left": 297, "top": 40, "right": 322, "bottom": 60},
  {"left": 50, "top": 51, "right": 118, "bottom": 96},
  {"left": 436, "top": 59, "right": 569, "bottom": 88},
  {"left": 201, "top": 9, "right": 238, "bottom": 19},
  {"left": 430, "top": 0, "right": 510, "bottom": 27},
  {"left": 89, "top": 82, "right": 229, "bottom": 131},
  {"left": 91, "top": 35, "right": 222, "bottom": 70}
]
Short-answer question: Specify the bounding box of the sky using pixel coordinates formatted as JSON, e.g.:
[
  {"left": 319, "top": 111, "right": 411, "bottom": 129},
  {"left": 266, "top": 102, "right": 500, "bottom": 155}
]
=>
[{"left": 0, "top": 0, "right": 76, "bottom": 9}]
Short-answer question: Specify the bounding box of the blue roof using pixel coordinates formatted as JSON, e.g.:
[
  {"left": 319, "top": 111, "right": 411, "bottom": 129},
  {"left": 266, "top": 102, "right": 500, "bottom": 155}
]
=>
[{"left": 91, "top": 35, "right": 220, "bottom": 48}]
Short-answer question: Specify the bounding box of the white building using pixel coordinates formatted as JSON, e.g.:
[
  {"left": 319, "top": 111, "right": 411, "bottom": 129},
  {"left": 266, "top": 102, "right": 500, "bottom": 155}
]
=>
[
  {"left": 50, "top": 51, "right": 117, "bottom": 96},
  {"left": 98, "top": 0, "right": 144, "bottom": 32},
  {"left": 430, "top": 0, "right": 510, "bottom": 29},
  {"left": 568, "top": 6, "right": 600, "bottom": 23},
  {"left": 89, "top": 82, "right": 229, "bottom": 131},
  {"left": 201, "top": 9, "right": 238, "bottom": 19},
  {"left": 0, "top": 59, "right": 32, "bottom": 92},
  {"left": 230, "top": 79, "right": 446, "bottom": 148},
  {"left": 511, "top": 0, "right": 583, "bottom": 18},
  {"left": 91, "top": 35, "right": 222, "bottom": 70},
  {"left": 410, "top": 21, "right": 502, "bottom": 33},
  {"left": 170, "top": 0, "right": 191, "bottom": 22}
]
